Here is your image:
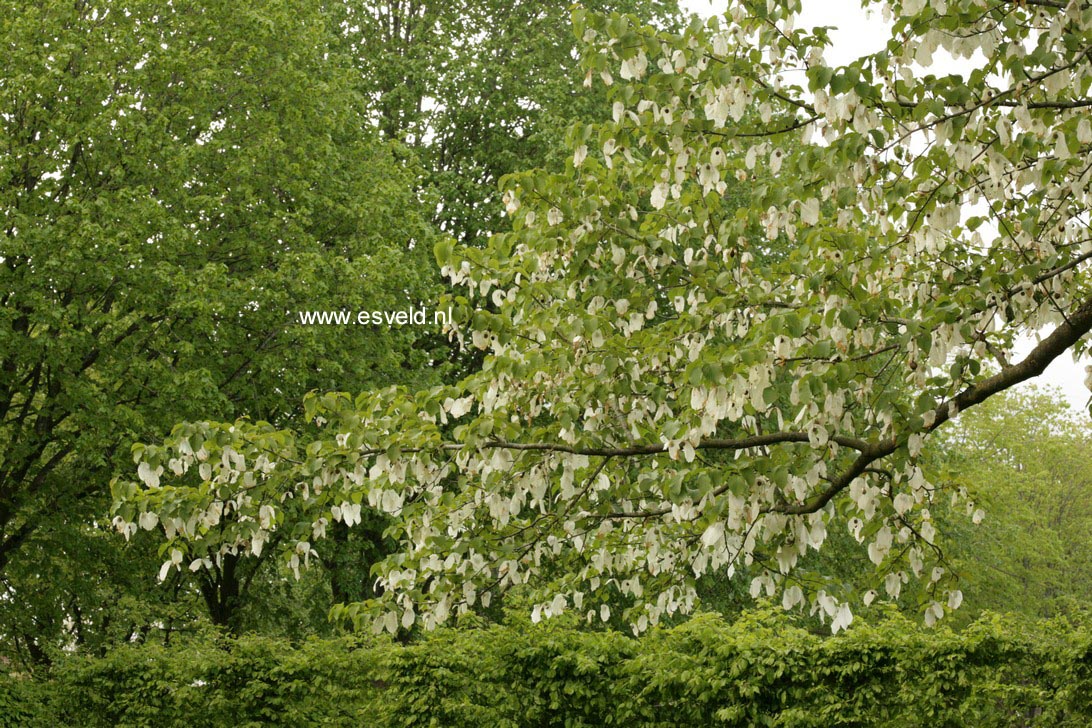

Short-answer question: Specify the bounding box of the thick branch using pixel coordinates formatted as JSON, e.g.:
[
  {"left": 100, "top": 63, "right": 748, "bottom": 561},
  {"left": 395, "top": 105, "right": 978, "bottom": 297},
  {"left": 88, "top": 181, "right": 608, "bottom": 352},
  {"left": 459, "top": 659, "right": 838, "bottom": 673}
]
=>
[
  {"left": 773, "top": 449, "right": 880, "bottom": 515},
  {"left": 350, "top": 431, "right": 872, "bottom": 459},
  {"left": 780, "top": 293, "right": 1092, "bottom": 516},
  {"left": 935, "top": 293, "right": 1092, "bottom": 429},
  {"left": 0, "top": 522, "right": 35, "bottom": 573}
]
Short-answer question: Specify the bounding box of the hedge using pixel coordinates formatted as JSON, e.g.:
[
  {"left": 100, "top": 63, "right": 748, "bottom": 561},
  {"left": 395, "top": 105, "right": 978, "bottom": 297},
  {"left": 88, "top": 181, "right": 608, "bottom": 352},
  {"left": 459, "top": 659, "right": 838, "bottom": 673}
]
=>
[{"left": 4, "top": 610, "right": 1088, "bottom": 727}]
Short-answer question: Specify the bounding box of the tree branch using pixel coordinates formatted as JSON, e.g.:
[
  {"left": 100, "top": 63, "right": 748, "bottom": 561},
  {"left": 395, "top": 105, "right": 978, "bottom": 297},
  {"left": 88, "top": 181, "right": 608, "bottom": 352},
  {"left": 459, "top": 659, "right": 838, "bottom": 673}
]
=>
[
  {"left": 778, "top": 292, "right": 1092, "bottom": 516},
  {"left": 351, "top": 431, "right": 873, "bottom": 459}
]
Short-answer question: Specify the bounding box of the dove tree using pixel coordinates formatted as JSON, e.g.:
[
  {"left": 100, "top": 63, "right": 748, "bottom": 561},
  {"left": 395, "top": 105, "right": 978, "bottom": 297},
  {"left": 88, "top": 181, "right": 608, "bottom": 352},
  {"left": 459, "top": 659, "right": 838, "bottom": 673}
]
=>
[
  {"left": 301, "top": 0, "right": 688, "bottom": 612},
  {"left": 115, "top": 0, "right": 1092, "bottom": 634}
]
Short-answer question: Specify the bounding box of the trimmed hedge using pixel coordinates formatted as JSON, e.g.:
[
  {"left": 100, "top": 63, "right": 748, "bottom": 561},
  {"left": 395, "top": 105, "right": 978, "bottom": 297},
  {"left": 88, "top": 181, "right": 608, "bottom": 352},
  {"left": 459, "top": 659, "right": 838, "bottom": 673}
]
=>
[{"left": 5, "top": 610, "right": 1089, "bottom": 727}]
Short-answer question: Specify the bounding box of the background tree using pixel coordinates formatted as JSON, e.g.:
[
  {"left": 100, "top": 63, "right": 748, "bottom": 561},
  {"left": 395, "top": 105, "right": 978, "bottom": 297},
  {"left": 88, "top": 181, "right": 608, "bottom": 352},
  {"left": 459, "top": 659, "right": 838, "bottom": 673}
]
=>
[
  {"left": 340, "top": 0, "right": 682, "bottom": 246},
  {"left": 0, "top": 0, "right": 439, "bottom": 658},
  {"left": 928, "top": 386, "right": 1092, "bottom": 620}
]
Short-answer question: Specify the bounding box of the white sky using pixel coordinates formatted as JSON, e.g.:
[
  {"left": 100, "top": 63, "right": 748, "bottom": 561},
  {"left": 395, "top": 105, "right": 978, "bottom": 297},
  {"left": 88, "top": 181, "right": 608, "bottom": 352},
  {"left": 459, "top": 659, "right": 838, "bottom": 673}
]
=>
[{"left": 680, "top": 0, "right": 1089, "bottom": 413}]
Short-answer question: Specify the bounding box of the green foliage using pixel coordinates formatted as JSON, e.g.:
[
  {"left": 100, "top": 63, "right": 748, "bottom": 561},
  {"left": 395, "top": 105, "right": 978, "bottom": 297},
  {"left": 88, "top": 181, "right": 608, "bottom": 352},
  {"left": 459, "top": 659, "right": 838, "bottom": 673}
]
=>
[
  {"left": 44, "top": 635, "right": 387, "bottom": 727},
  {"left": 0, "top": 0, "right": 442, "bottom": 654},
  {"left": 0, "top": 672, "right": 49, "bottom": 728},
  {"left": 927, "top": 387, "right": 1092, "bottom": 620},
  {"left": 3, "top": 0, "right": 685, "bottom": 660},
  {"left": 8, "top": 610, "right": 1089, "bottom": 727},
  {"left": 340, "top": 0, "right": 682, "bottom": 247},
  {"left": 10, "top": 10, "right": 1092, "bottom": 723},
  {"left": 119, "top": 0, "right": 1092, "bottom": 635}
]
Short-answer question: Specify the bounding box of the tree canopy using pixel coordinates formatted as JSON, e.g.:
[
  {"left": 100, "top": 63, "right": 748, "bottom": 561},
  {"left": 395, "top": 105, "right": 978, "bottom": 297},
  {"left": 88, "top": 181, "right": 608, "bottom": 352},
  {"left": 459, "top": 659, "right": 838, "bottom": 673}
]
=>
[
  {"left": 114, "top": 0, "right": 1092, "bottom": 637},
  {"left": 0, "top": 0, "right": 440, "bottom": 649},
  {"left": 929, "top": 386, "right": 1092, "bottom": 620}
]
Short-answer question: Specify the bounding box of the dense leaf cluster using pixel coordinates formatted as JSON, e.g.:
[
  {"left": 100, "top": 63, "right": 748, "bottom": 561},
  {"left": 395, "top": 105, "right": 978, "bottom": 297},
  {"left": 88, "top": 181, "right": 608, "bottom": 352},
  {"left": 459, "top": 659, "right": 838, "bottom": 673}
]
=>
[{"left": 4, "top": 609, "right": 1089, "bottom": 727}]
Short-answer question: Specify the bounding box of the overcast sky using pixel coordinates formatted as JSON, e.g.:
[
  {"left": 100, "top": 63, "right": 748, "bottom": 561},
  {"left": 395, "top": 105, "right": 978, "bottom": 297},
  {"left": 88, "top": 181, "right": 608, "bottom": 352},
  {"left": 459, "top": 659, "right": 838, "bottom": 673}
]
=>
[{"left": 679, "top": 0, "right": 1089, "bottom": 413}]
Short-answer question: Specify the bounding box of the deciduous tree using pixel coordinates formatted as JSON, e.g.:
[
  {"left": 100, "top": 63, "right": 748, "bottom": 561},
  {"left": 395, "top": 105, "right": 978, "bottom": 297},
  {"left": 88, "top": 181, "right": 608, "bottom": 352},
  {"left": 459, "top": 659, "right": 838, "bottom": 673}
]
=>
[
  {"left": 0, "top": 0, "right": 437, "bottom": 647},
  {"left": 117, "top": 0, "right": 1092, "bottom": 634},
  {"left": 929, "top": 387, "right": 1092, "bottom": 619}
]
